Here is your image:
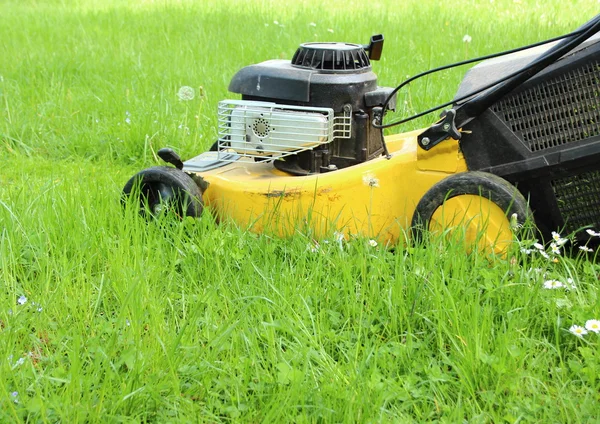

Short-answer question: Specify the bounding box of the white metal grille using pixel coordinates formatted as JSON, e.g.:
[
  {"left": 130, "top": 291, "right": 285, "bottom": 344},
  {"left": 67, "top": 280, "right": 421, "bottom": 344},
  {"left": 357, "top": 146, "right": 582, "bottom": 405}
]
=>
[{"left": 217, "top": 100, "right": 351, "bottom": 161}]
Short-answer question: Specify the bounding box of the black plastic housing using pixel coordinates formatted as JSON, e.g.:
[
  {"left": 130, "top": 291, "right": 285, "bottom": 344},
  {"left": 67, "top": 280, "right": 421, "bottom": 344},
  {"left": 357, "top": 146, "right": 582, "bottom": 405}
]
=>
[
  {"left": 459, "top": 36, "right": 600, "bottom": 240},
  {"left": 227, "top": 40, "right": 395, "bottom": 174}
]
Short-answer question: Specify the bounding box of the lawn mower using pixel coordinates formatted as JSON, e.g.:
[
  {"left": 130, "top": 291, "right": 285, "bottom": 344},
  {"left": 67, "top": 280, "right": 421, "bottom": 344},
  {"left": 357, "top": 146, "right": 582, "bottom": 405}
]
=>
[{"left": 123, "top": 14, "right": 600, "bottom": 253}]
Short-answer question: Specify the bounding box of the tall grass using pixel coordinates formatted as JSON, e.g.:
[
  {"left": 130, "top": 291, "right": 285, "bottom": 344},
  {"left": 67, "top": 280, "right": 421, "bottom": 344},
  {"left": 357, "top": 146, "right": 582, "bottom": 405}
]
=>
[{"left": 1, "top": 0, "right": 599, "bottom": 422}]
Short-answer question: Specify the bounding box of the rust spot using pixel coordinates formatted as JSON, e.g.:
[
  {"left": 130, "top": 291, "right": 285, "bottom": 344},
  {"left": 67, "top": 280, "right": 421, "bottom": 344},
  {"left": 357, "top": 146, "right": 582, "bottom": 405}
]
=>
[
  {"left": 317, "top": 186, "right": 341, "bottom": 202},
  {"left": 264, "top": 189, "right": 302, "bottom": 199}
]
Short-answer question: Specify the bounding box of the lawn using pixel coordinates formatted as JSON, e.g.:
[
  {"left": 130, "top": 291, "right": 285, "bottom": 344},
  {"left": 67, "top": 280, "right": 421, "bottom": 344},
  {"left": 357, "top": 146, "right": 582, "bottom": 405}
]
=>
[{"left": 1, "top": 0, "right": 599, "bottom": 422}]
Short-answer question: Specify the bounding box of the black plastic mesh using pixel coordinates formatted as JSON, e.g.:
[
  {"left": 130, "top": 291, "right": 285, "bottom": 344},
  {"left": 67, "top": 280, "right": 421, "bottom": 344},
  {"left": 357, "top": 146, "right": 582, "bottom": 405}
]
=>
[
  {"left": 492, "top": 61, "right": 600, "bottom": 152},
  {"left": 551, "top": 170, "right": 600, "bottom": 234}
]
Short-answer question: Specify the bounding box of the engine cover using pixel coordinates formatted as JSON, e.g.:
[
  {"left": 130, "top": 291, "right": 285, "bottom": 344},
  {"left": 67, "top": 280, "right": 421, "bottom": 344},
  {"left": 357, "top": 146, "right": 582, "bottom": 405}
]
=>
[{"left": 225, "top": 38, "right": 396, "bottom": 174}]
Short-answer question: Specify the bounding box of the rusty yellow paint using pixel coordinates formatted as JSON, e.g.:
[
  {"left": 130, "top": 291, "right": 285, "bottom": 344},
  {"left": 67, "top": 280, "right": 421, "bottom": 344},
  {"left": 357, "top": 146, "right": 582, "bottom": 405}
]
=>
[{"left": 195, "top": 128, "right": 510, "bottom": 248}]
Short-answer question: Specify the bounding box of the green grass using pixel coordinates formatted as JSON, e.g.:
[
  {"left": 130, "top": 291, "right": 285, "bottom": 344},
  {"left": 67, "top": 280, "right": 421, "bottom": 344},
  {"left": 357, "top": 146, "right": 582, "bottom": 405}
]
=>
[{"left": 1, "top": 0, "right": 600, "bottom": 422}]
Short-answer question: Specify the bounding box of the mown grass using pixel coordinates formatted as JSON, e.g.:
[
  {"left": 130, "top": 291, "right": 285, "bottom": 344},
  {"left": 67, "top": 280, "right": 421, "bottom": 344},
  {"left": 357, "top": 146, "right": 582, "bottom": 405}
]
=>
[{"left": 1, "top": 0, "right": 600, "bottom": 422}]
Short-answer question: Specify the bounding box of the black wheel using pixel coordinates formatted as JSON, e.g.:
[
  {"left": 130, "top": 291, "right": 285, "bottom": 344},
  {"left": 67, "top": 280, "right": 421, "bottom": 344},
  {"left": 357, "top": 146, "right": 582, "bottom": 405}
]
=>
[
  {"left": 411, "top": 171, "right": 531, "bottom": 245},
  {"left": 122, "top": 166, "right": 203, "bottom": 218}
]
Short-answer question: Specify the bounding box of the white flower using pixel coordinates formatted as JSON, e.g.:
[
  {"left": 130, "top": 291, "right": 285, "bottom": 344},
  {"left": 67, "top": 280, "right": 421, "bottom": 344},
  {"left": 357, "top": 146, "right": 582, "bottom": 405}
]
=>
[
  {"left": 520, "top": 248, "right": 532, "bottom": 254},
  {"left": 543, "top": 279, "right": 563, "bottom": 289},
  {"left": 327, "top": 28, "right": 334, "bottom": 33},
  {"left": 533, "top": 242, "right": 545, "bottom": 251},
  {"left": 309, "top": 22, "right": 317, "bottom": 27},
  {"left": 585, "top": 319, "right": 600, "bottom": 333},
  {"left": 362, "top": 174, "right": 380, "bottom": 188},
  {"left": 579, "top": 246, "right": 593, "bottom": 252},
  {"left": 368, "top": 239, "right": 378, "bottom": 247},
  {"left": 569, "top": 325, "right": 588, "bottom": 337},
  {"left": 17, "top": 295, "right": 27, "bottom": 305},
  {"left": 177, "top": 86, "right": 195, "bottom": 101},
  {"left": 539, "top": 250, "right": 550, "bottom": 259},
  {"left": 551, "top": 231, "right": 568, "bottom": 246},
  {"left": 586, "top": 229, "right": 600, "bottom": 237},
  {"left": 566, "top": 277, "right": 576, "bottom": 290},
  {"left": 273, "top": 20, "right": 279, "bottom": 25},
  {"left": 462, "top": 34, "right": 472, "bottom": 43},
  {"left": 550, "top": 243, "right": 561, "bottom": 255}
]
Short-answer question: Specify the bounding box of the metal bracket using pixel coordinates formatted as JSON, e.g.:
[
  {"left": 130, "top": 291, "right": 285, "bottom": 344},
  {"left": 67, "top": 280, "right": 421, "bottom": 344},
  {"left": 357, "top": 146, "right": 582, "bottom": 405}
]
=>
[{"left": 417, "top": 109, "right": 462, "bottom": 151}]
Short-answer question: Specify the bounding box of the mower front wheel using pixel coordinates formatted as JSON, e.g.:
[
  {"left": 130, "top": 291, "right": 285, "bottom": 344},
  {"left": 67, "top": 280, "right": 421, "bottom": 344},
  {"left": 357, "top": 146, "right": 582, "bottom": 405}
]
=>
[
  {"left": 122, "top": 166, "right": 204, "bottom": 218},
  {"left": 411, "top": 171, "right": 530, "bottom": 252}
]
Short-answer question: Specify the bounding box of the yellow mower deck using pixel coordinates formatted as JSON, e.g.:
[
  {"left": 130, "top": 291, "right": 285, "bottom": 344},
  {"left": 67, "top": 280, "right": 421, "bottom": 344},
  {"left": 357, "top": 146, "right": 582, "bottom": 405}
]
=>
[{"left": 193, "top": 129, "right": 514, "bottom": 252}]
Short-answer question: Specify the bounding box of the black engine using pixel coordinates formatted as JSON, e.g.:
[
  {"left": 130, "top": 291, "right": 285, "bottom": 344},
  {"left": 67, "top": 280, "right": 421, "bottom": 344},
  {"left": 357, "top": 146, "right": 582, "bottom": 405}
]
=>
[{"left": 224, "top": 35, "right": 396, "bottom": 175}]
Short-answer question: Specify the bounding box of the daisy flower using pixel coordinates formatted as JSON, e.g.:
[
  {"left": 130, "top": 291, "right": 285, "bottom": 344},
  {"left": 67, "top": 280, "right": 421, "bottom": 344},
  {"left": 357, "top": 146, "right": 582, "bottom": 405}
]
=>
[
  {"left": 586, "top": 229, "right": 600, "bottom": 237},
  {"left": 569, "top": 325, "right": 588, "bottom": 337},
  {"left": 551, "top": 231, "right": 568, "bottom": 246},
  {"left": 543, "top": 279, "right": 564, "bottom": 289},
  {"left": 585, "top": 319, "right": 600, "bottom": 333},
  {"left": 368, "top": 239, "right": 378, "bottom": 247},
  {"left": 579, "top": 246, "right": 593, "bottom": 252}
]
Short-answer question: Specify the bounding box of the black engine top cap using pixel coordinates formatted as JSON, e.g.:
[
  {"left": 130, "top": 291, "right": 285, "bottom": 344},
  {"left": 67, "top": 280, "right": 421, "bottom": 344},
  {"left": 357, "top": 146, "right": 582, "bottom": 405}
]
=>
[
  {"left": 301, "top": 42, "right": 363, "bottom": 50},
  {"left": 291, "top": 42, "right": 371, "bottom": 72}
]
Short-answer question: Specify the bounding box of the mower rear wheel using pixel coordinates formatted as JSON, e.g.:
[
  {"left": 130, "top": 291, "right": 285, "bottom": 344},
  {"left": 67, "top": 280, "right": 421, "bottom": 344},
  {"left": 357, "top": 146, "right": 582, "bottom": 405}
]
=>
[
  {"left": 411, "top": 171, "right": 530, "bottom": 253},
  {"left": 122, "top": 166, "right": 204, "bottom": 218}
]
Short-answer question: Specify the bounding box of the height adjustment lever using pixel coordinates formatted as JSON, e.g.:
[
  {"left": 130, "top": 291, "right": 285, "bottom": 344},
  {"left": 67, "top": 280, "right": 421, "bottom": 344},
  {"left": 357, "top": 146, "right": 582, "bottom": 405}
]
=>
[
  {"left": 158, "top": 148, "right": 184, "bottom": 170},
  {"left": 417, "top": 109, "right": 462, "bottom": 150}
]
